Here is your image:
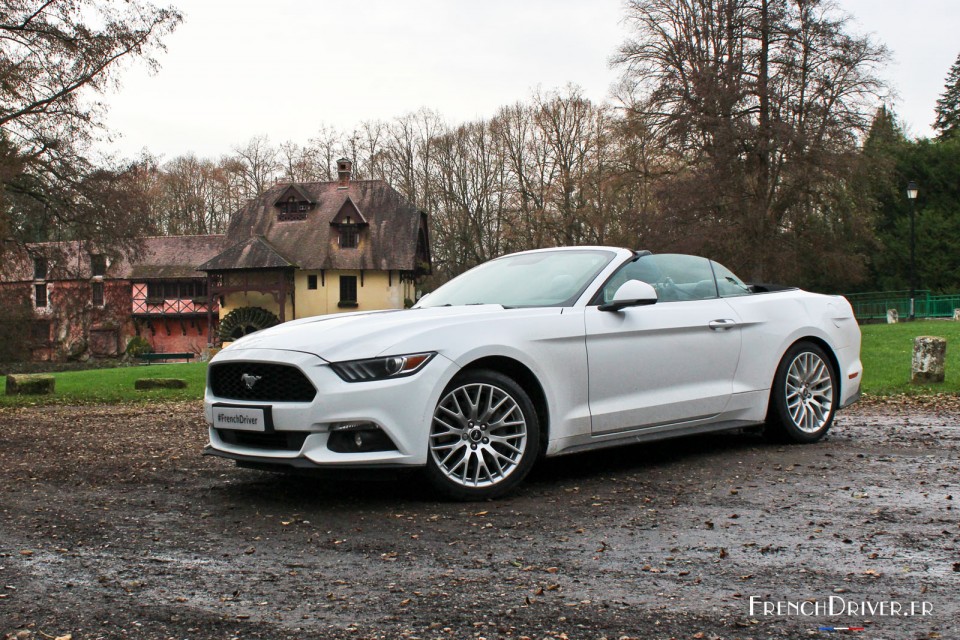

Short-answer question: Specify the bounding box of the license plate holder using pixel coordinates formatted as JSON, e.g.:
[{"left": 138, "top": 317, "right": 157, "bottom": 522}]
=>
[{"left": 212, "top": 404, "right": 273, "bottom": 432}]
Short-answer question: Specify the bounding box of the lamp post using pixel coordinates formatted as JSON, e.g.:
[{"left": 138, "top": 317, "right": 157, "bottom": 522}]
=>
[{"left": 906, "top": 181, "right": 918, "bottom": 320}]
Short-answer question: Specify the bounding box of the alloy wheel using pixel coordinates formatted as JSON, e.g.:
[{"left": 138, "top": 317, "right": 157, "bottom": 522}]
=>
[
  {"left": 784, "top": 351, "right": 834, "bottom": 433},
  {"left": 429, "top": 382, "right": 528, "bottom": 488}
]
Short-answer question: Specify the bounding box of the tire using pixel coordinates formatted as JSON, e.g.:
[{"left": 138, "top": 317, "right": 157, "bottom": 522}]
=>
[
  {"left": 765, "top": 341, "right": 838, "bottom": 443},
  {"left": 425, "top": 369, "right": 540, "bottom": 500}
]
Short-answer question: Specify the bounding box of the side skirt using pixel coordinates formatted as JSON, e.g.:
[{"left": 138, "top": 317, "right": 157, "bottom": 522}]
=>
[{"left": 547, "top": 419, "right": 762, "bottom": 458}]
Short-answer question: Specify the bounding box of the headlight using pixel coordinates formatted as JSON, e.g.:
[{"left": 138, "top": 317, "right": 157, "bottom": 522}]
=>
[{"left": 329, "top": 352, "right": 436, "bottom": 382}]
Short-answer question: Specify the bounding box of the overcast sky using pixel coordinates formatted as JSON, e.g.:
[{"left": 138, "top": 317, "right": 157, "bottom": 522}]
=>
[{"left": 99, "top": 0, "right": 960, "bottom": 161}]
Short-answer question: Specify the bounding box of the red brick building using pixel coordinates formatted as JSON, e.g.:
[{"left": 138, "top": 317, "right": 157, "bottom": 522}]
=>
[
  {"left": 1, "top": 161, "right": 430, "bottom": 363},
  {"left": 0, "top": 164, "right": 432, "bottom": 363},
  {"left": 0, "top": 236, "right": 227, "bottom": 361}
]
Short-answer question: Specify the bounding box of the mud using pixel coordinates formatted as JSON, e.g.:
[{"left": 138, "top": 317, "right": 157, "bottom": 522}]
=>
[{"left": 1, "top": 401, "right": 957, "bottom": 639}]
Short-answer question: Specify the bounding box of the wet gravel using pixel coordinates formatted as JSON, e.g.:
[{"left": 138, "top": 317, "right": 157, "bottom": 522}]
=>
[{"left": 1, "top": 400, "right": 957, "bottom": 639}]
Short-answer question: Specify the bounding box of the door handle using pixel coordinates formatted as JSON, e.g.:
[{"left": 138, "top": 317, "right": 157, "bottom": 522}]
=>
[{"left": 708, "top": 319, "right": 738, "bottom": 331}]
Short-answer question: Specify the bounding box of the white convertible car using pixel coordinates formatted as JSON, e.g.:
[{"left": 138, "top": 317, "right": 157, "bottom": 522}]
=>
[{"left": 204, "top": 247, "right": 862, "bottom": 499}]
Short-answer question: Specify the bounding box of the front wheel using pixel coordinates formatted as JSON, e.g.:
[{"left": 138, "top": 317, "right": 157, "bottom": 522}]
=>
[
  {"left": 425, "top": 370, "right": 540, "bottom": 500},
  {"left": 765, "top": 342, "right": 838, "bottom": 443}
]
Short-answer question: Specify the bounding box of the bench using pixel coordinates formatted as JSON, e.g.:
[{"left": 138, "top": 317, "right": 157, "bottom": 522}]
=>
[{"left": 138, "top": 352, "right": 195, "bottom": 364}]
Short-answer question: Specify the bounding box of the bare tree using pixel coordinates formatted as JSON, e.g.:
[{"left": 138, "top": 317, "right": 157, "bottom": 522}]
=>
[
  {"left": 614, "top": 0, "right": 887, "bottom": 287},
  {"left": 305, "top": 125, "right": 341, "bottom": 181},
  {"left": 381, "top": 109, "right": 444, "bottom": 211},
  {"left": 231, "top": 135, "right": 279, "bottom": 199},
  {"left": 0, "top": 0, "right": 182, "bottom": 258}
]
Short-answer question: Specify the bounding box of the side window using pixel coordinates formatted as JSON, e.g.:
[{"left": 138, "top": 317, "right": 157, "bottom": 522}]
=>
[
  {"left": 600, "top": 258, "right": 662, "bottom": 304},
  {"left": 600, "top": 254, "right": 717, "bottom": 303},
  {"left": 712, "top": 261, "right": 752, "bottom": 298}
]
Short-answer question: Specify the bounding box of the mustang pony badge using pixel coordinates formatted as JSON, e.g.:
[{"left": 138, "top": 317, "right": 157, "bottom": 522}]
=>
[{"left": 240, "top": 373, "right": 262, "bottom": 390}]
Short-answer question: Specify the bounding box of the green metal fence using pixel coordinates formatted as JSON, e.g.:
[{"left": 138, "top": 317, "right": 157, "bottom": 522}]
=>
[{"left": 844, "top": 290, "right": 960, "bottom": 321}]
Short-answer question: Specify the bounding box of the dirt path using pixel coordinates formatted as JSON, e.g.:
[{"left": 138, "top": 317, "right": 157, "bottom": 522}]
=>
[{"left": 1, "top": 400, "right": 957, "bottom": 639}]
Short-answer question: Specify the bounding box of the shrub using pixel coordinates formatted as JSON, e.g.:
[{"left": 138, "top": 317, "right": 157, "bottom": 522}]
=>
[{"left": 125, "top": 336, "right": 153, "bottom": 357}]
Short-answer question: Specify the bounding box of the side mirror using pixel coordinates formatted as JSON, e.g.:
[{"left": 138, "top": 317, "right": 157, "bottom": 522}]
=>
[{"left": 599, "top": 279, "right": 658, "bottom": 312}]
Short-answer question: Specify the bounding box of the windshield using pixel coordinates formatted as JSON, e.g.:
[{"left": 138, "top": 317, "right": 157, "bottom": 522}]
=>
[{"left": 418, "top": 249, "right": 616, "bottom": 308}]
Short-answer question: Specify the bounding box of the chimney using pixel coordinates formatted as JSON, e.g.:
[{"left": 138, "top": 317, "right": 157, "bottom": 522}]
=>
[{"left": 337, "top": 157, "right": 353, "bottom": 189}]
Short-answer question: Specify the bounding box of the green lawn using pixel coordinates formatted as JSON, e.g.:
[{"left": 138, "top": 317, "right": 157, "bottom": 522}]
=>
[
  {"left": 1, "top": 322, "right": 958, "bottom": 406},
  {"left": 0, "top": 362, "right": 207, "bottom": 407},
  {"left": 859, "top": 320, "right": 960, "bottom": 396}
]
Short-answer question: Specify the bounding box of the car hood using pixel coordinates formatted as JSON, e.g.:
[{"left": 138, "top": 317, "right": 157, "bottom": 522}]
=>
[{"left": 217, "top": 305, "right": 563, "bottom": 362}]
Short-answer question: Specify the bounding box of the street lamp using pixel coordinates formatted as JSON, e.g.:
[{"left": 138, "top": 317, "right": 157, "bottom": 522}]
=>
[{"left": 906, "top": 181, "right": 918, "bottom": 320}]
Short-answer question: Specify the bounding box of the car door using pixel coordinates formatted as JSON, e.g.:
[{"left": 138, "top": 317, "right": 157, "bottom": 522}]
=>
[{"left": 584, "top": 254, "right": 742, "bottom": 434}]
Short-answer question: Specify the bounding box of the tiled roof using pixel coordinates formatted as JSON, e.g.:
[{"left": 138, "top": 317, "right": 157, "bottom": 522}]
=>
[
  {"left": 197, "top": 236, "right": 295, "bottom": 271},
  {"left": 1, "top": 178, "right": 428, "bottom": 284},
  {"left": 0, "top": 235, "right": 228, "bottom": 283},
  {"left": 123, "top": 235, "right": 229, "bottom": 279},
  {"left": 213, "top": 179, "right": 426, "bottom": 272}
]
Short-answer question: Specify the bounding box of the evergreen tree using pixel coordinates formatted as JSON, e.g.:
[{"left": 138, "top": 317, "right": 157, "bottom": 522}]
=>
[{"left": 934, "top": 53, "right": 960, "bottom": 140}]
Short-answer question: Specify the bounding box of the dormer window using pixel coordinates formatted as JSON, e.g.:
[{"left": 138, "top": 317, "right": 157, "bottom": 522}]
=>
[
  {"left": 339, "top": 221, "right": 358, "bottom": 249},
  {"left": 272, "top": 185, "right": 315, "bottom": 221},
  {"left": 91, "top": 254, "right": 106, "bottom": 277},
  {"left": 331, "top": 197, "right": 368, "bottom": 250},
  {"left": 276, "top": 193, "right": 311, "bottom": 221},
  {"left": 33, "top": 257, "right": 47, "bottom": 280}
]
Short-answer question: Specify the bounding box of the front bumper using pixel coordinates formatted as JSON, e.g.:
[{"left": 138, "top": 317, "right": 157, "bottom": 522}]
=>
[{"left": 204, "top": 347, "right": 456, "bottom": 468}]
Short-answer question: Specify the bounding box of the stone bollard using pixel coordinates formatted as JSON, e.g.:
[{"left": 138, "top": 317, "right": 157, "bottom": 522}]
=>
[
  {"left": 912, "top": 336, "right": 947, "bottom": 384},
  {"left": 953, "top": 308, "right": 960, "bottom": 321},
  {"left": 887, "top": 308, "right": 899, "bottom": 324},
  {"left": 6, "top": 374, "right": 55, "bottom": 395},
  {"left": 135, "top": 378, "right": 187, "bottom": 390}
]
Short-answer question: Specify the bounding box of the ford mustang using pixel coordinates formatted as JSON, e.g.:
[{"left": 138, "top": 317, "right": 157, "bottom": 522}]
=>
[{"left": 204, "top": 247, "right": 862, "bottom": 499}]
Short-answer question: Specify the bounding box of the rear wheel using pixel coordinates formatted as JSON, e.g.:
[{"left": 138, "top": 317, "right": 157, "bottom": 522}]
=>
[
  {"left": 425, "top": 370, "right": 539, "bottom": 500},
  {"left": 766, "top": 342, "right": 837, "bottom": 443}
]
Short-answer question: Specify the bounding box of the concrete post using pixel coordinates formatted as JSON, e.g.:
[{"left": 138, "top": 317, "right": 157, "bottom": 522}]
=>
[{"left": 912, "top": 336, "right": 947, "bottom": 384}]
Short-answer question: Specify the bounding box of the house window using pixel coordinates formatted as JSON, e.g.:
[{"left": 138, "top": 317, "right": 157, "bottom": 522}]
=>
[
  {"left": 146, "top": 281, "right": 168, "bottom": 300},
  {"left": 307, "top": 274, "right": 318, "bottom": 290},
  {"left": 183, "top": 280, "right": 207, "bottom": 299},
  {"left": 92, "top": 281, "right": 104, "bottom": 307},
  {"left": 339, "top": 275, "right": 358, "bottom": 308},
  {"left": 31, "top": 320, "right": 50, "bottom": 344},
  {"left": 33, "top": 257, "right": 47, "bottom": 280},
  {"left": 35, "top": 284, "right": 47, "bottom": 308},
  {"left": 340, "top": 225, "right": 358, "bottom": 249},
  {"left": 146, "top": 280, "right": 207, "bottom": 300},
  {"left": 278, "top": 196, "right": 308, "bottom": 221},
  {"left": 91, "top": 254, "right": 106, "bottom": 277}
]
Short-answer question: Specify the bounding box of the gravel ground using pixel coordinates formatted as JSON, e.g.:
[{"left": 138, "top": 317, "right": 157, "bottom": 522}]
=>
[{"left": 1, "top": 399, "right": 958, "bottom": 640}]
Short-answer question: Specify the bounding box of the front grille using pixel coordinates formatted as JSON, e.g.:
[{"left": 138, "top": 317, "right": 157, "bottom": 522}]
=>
[
  {"left": 216, "top": 429, "right": 309, "bottom": 452},
  {"left": 209, "top": 362, "right": 316, "bottom": 402}
]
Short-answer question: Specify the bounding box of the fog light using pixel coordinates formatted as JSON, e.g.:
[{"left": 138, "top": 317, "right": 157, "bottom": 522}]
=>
[{"left": 327, "top": 423, "right": 398, "bottom": 454}]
